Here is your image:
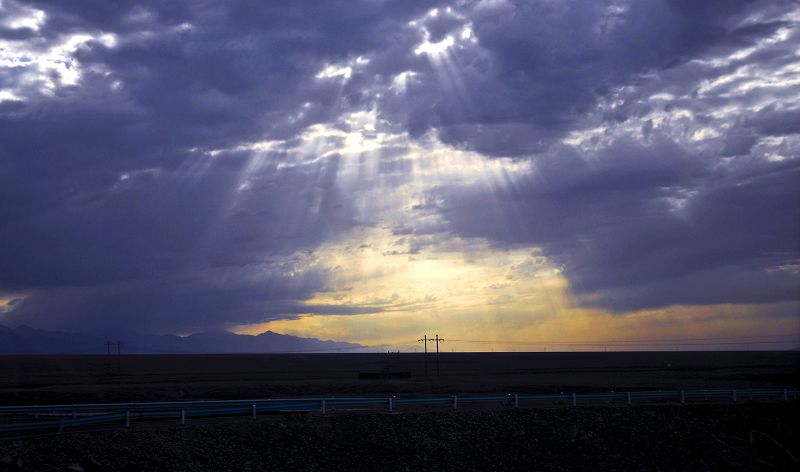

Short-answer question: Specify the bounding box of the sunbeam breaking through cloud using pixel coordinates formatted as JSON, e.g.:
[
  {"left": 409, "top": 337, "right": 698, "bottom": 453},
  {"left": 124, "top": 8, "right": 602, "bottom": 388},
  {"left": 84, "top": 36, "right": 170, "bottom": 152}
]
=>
[{"left": 0, "top": 0, "right": 798, "bottom": 350}]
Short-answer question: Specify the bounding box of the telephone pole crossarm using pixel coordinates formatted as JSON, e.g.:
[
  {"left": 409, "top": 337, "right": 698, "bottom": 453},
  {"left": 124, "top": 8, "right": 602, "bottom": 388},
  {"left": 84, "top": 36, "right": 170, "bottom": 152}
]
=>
[
  {"left": 418, "top": 335, "right": 429, "bottom": 378},
  {"left": 434, "top": 335, "right": 444, "bottom": 377}
]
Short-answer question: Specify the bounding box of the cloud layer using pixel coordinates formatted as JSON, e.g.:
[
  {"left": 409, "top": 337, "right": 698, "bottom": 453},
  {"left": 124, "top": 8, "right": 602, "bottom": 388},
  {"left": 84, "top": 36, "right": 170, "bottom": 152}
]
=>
[{"left": 0, "top": 0, "right": 797, "bottom": 336}]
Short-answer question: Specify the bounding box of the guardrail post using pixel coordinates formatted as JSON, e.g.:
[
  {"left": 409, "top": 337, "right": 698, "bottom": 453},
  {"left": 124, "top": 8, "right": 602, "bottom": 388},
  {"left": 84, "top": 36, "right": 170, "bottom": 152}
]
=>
[{"left": 19, "top": 388, "right": 790, "bottom": 433}]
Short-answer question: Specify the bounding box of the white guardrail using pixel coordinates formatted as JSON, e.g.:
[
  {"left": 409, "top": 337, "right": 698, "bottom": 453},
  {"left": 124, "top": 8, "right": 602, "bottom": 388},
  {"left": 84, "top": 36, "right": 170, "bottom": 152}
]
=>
[{"left": 0, "top": 387, "right": 796, "bottom": 435}]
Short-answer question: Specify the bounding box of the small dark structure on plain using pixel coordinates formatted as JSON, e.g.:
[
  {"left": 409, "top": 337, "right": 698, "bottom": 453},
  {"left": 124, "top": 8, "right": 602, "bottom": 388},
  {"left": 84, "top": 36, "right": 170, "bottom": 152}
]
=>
[
  {"left": 359, "top": 351, "right": 411, "bottom": 379},
  {"left": 358, "top": 370, "right": 412, "bottom": 379}
]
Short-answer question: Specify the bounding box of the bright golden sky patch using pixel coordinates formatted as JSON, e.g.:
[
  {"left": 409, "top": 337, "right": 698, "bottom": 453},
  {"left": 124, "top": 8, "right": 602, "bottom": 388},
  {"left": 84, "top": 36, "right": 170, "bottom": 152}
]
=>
[
  {"left": 234, "top": 226, "right": 800, "bottom": 351},
  {"left": 235, "top": 226, "right": 570, "bottom": 342},
  {"left": 0, "top": 294, "right": 24, "bottom": 313}
]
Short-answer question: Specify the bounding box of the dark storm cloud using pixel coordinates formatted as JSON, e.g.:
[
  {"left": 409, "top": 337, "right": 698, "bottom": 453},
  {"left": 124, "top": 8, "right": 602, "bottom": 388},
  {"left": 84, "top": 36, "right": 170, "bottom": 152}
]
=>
[
  {"left": 0, "top": 154, "right": 350, "bottom": 287},
  {"left": 6, "top": 267, "right": 380, "bottom": 335},
  {"left": 392, "top": 0, "right": 799, "bottom": 312},
  {"left": 378, "top": 0, "right": 795, "bottom": 157},
  {"left": 0, "top": 143, "right": 364, "bottom": 332},
  {"left": 0, "top": 0, "right": 798, "bottom": 332},
  {"left": 434, "top": 138, "right": 800, "bottom": 311},
  {"left": 0, "top": 0, "right": 440, "bottom": 332}
]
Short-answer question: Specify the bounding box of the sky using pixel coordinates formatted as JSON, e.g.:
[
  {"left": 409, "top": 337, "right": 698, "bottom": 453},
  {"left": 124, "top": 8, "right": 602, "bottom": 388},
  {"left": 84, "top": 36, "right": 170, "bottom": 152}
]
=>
[{"left": 0, "top": 0, "right": 798, "bottom": 351}]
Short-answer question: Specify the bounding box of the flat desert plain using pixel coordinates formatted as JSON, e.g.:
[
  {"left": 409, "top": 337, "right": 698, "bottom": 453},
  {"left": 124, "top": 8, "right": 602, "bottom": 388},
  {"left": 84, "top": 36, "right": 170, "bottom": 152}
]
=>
[
  {"left": 1, "top": 352, "right": 799, "bottom": 471},
  {"left": 0, "top": 351, "right": 797, "bottom": 404}
]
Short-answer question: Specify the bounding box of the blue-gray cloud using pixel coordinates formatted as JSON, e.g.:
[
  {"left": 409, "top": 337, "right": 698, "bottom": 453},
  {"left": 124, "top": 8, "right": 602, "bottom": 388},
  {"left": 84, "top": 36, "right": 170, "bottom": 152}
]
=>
[
  {"left": 432, "top": 139, "right": 799, "bottom": 311},
  {"left": 0, "top": 0, "right": 440, "bottom": 332},
  {"left": 0, "top": 0, "right": 797, "bottom": 333},
  {"left": 410, "top": 0, "right": 800, "bottom": 311}
]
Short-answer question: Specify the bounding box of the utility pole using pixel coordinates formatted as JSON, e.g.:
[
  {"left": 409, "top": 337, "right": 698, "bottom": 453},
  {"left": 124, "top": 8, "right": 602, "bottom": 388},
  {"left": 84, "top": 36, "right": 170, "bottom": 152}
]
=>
[
  {"left": 418, "top": 335, "right": 428, "bottom": 379},
  {"left": 106, "top": 340, "right": 121, "bottom": 375},
  {"left": 105, "top": 340, "right": 112, "bottom": 374},
  {"left": 434, "top": 334, "right": 444, "bottom": 377}
]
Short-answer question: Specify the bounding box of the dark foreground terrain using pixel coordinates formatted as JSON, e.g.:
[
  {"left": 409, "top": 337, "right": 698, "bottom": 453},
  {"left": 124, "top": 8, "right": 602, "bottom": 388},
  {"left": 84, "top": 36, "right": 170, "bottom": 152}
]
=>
[
  {"left": 1, "top": 353, "right": 797, "bottom": 471},
  {"left": 0, "top": 403, "right": 797, "bottom": 471},
  {"left": 1, "top": 351, "right": 797, "bottom": 404}
]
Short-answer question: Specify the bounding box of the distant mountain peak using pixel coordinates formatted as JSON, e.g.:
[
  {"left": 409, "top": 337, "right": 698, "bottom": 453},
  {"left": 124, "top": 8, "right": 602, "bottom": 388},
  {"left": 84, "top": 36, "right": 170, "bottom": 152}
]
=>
[{"left": 0, "top": 324, "right": 366, "bottom": 354}]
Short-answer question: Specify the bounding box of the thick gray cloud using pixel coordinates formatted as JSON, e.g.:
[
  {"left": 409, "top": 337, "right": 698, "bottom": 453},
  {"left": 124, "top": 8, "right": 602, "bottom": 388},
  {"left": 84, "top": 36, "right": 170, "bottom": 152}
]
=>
[
  {"left": 433, "top": 140, "right": 799, "bottom": 311},
  {"left": 413, "top": 1, "right": 800, "bottom": 311},
  {"left": 0, "top": 0, "right": 439, "bottom": 332},
  {"left": 0, "top": 0, "right": 798, "bottom": 333},
  {"left": 376, "top": 0, "right": 798, "bottom": 157}
]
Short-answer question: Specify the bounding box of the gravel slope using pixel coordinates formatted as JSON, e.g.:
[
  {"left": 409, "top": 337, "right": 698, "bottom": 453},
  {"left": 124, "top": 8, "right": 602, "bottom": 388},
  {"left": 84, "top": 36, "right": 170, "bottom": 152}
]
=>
[{"left": 1, "top": 403, "right": 797, "bottom": 471}]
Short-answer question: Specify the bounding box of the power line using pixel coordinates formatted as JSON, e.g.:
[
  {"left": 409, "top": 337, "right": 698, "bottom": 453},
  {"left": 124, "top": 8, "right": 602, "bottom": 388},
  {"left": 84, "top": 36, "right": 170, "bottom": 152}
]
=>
[
  {"left": 445, "top": 333, "right": 797, "bottom": 346},
  {"left": 558, "top": 333, "right": 797, "bottom": 343},
  {"left": 444, "top": 339, "right": 797, "bottom": 348},
  {"left": 446, "top": 339, "right": 796, "bottom": 345}
]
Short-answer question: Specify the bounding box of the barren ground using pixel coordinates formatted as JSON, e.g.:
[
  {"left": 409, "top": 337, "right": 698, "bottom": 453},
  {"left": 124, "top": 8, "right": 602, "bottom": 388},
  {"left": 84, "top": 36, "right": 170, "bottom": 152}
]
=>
[{"left": 0, "top": 352, "right": 797, "bottom": 404}]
